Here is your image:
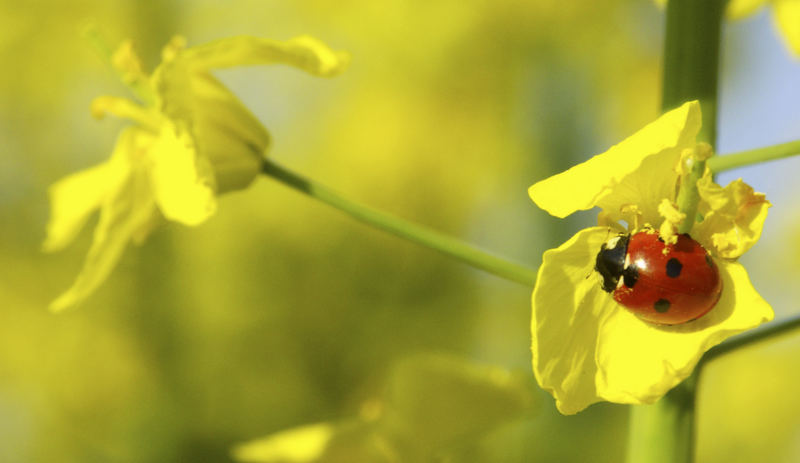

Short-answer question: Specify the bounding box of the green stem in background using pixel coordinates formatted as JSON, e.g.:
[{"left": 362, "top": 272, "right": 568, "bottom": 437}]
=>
[
  {"left": 661, "top": 2, "right": 722, "bottom": 145},
  {"left": 710, "top": 139, "right": 800, "bottom": 172},
  {"left": 261, "top": 159, "right": 538, "bottom": 287},
  {"left": 702, "top": 314, "right": 800, "bottom": 364},
  {"left": 627, "top": 1, "right": 724, "bottom": 462}
]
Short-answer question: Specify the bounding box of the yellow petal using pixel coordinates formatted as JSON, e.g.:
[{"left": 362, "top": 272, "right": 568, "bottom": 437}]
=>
[
  {"left": 774, "top": 0, "right": 800, "bottom": 56},
  {"left": 43, "top": 132, "right": 132, "bottom": 252},
  {"left": 149, "top": 123, "right": 218, "bottom": 226},
  {"left": 49, "top": 131, "right": 158, "bottom": 312},
  {"left": 595, "top": 260, "right": 772, "bottom": 405},
  {"left": 531, "top": 226, "right": 619, "bottom": 414},
  {"left": 179, "top": 35, "right": 349, "bottom": 77},
  {"left": 693, "top": 175, "right": 770, "bottom": 258},
  {"left": 529, "top": 101, "right": 701, "bottom": 222},
  {"left": 726, "top": 0, "right": 769, "bottom": 19},
  {"left": 232, "top": 423, "right": 335, "bottom": 463}
]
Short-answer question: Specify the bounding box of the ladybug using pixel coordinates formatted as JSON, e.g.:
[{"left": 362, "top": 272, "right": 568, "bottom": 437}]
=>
[{"left": 594, "top": 229, "right": 722, "bottom": 325}]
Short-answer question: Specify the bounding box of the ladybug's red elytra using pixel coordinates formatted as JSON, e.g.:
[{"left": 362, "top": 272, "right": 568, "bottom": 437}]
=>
[{"left": 594, "top": 230, "right": 722, "bottom": 325}]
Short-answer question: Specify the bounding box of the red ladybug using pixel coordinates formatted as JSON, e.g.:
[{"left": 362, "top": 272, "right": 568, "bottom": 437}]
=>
[{"left": 594, "top": 229, "right": 722, "bottom": 325}]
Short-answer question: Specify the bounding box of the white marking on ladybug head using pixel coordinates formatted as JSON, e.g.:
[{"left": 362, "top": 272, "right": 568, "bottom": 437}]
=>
[
  {"left": 606, "top": 236, "right": 621, "bottom": 249},
  {"left": 624, "top": 252, "right": 630, "bottom": 268}
]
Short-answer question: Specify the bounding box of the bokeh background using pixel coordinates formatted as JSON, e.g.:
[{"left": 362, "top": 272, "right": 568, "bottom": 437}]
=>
[{"left": 2, "top": 0, "right": 799, "bottom": 462}]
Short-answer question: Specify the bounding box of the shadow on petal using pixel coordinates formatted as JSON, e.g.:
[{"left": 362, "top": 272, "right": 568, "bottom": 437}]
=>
[{"left": 531, "top": 227, "right": 618, "bottom": 414}]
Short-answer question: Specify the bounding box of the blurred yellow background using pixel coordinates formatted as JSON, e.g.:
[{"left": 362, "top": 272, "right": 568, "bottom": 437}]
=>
[{"left": 2, "top": 0, "right": 799, "bottom": 461}]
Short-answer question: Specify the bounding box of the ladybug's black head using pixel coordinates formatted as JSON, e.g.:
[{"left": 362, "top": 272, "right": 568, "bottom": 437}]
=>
[{"left": 595, "top": 234, "right": 629, "bottom": 293}]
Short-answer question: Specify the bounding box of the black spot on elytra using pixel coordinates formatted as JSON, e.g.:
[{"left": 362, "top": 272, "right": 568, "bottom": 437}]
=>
[
  {"left": 654, "top": 299, "right": 671, "bottom": 313},
  {"left": 666, "top": 258, "right": 682, "bottom": 278}
]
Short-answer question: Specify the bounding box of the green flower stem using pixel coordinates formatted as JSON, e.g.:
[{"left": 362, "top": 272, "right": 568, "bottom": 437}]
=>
[
  {"left": 702, "top": 314, "right": 800, "bottom": 364},
  {"left": 710, "top": 139, "right": 800, "bottom": 172},
  {"left": 261, "top": 159, "right": 538, "bottom": 286},
  {"left": 627, "top": 1, "right": 724, "bottom": 462},
  {"left": 627, "top": 372, "right": 697, "bottom": 463}
]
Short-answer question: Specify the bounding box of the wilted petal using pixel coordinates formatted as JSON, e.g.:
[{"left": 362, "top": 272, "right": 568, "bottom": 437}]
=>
[
  {"left": 149, "top": 123, "right": 217, "bottom": 226},
  {"left": 179, "top": 35, "right": 349, "bottom": 76},
  {"left": 49, "top": 131, "right": 158, "bottom": 312},
  {"left": 155, "top": 70, "right": 270, "bottom": 193},
  {"left": 529, "top": 101, "right": 701, "bottom": 223},
  {"left": 531, "top": 227, "right": 619, "bottom": 414},
  {"left": 595, "top": 260, "right": 772, "bottom": 405},
  {"left": 43, "top": 131, "right": 132, "bottom": 252},
  {"left": 693, "top": 175, "right": 770, "bottom": 258}
]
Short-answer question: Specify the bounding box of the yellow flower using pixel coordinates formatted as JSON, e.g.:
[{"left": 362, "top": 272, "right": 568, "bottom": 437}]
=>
[
  {"left": 727, "top": 0, "right": 800, "bottom": 55},
  {"left": 527, "top": 101, "right": 773, "bottom": 414},
  {"left": 43, "top": 35, "right": 349, "bottom": 312}
]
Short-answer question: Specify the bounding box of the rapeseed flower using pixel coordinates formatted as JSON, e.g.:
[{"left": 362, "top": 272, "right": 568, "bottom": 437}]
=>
[
  {"left": 528, "top": 101, "right": 773, "bottom": 414},
  {"left": 44, "top": 35, "right": 348, "bottom": 312}
]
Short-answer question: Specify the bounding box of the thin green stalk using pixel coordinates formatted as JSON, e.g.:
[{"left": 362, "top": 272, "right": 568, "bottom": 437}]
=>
[
  {"left": 82, "top": 23, "right": 155, "bottom": 105},
  {"left": 710, "top": 139, "right": 800, "bottom": 172},
  {"left": 675, "top": 145, "right": 710, "bottom": 234},
  {"left": 261, "top": 159, "right": 538, "bottom": 286},
  {"left": 82, "top": 23, "right": 115, "bottom": 64},
  {"left": 627, "top": 1, "right": 724, "bottom": 462},
  {"left": 702, "top": 314, "right": 800, "bottom": 364}
]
